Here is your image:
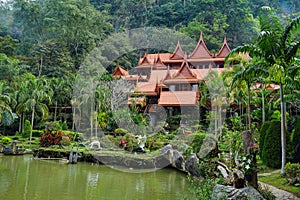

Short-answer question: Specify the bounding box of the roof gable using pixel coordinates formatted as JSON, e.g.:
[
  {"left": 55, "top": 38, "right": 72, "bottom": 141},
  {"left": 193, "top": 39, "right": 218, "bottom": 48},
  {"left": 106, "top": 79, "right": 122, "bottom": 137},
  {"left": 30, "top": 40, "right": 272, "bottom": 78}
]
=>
[
  {"left": 170, "top": 41, "right": 184, "bottom": 60},
  {"left": 112, "top": 64, "right": 128, "bottom": 77},
  {"left": 189, "top": 33, "right": 213, "bottom": 59},
  {"left": 215, "top": 37, "right": 231, "bottom": 58},
  {"left": 174, "top": 61, "right": 196, "bottom": 79}
]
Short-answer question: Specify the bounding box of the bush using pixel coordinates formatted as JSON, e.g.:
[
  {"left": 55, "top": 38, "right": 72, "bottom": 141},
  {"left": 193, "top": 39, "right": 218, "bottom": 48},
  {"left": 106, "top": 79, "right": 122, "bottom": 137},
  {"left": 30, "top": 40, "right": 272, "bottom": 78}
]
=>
[
  {"left": 40, "top": 131, "right": 63, "bottom": 147},
  {"left": 22, "top": 120, "right": 31, "bottom": 138},
  {"left": 61, "top": 121, "right": 68, "bottom": 130},
  {"left": 259, "top": 121, "right": 271, "bottom": 157},
  {"left": 291, "top": 116, "right": 300, "bottom": 151},
  {"left": 114, "top": 128, "right": 128, "bottom": 136},
  {"left": 257, "top": 184, "right": 276, "bottom": 200},
  {"left": 261, "top": 120, "right": 281, "bottom": 168},
  {"left": 1, "top": 137, "right": 12, "bottom": 145},
  {"left": 284, "top": 162, "right": 300, "bottom": 186},
  {"left": 191, "top": 133, "right": 206, "bottom": 154}
]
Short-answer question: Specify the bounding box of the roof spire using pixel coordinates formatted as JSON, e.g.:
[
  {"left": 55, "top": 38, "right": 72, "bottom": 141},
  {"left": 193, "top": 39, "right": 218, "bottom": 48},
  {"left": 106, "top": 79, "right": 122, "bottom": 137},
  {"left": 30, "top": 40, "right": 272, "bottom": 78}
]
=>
[
  {"left": 170, "top": 40, "right": 184, "bottom": 60},
  {"left": 189, "top": 32, "right": 213, "bottom": 59}
]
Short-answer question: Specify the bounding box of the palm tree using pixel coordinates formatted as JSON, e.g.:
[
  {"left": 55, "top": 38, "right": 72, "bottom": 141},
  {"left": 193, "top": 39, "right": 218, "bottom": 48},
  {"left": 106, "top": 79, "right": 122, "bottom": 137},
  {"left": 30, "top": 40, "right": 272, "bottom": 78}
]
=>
[
  {"left": 226, "top": 7, "right": 300, "bottom": 174},
  {"left": 23, "top": 76, "right": 53, "bottom": 147},
  {"left": 0, "top": 81, "right": 14, "bottom": 132}
]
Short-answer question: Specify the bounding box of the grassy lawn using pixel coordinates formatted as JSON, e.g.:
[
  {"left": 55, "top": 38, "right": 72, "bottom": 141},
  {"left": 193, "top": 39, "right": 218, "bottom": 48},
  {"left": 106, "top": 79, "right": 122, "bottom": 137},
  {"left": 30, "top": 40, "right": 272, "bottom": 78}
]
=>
[{"left": 259, "top": 172, "right": 300, "bottom": 197}]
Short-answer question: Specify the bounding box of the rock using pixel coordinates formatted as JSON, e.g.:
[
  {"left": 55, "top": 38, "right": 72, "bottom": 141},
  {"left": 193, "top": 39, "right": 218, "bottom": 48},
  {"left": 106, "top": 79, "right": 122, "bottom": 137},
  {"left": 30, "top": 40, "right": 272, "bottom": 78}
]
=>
[
  {"left": 173, "top": 150, "right": 184, "bottom": 170},
  {"left": 159, "top": 144, "right": 173, "bottom": 155},
  {"left": 217, "top": 165, "right": 229, "bottom": 179},
  {"left": 212, "top": 184, "right": 265, "bottom": 200},
  {"left": 185, "top": 153, "right": 200, "bottom": 177}
]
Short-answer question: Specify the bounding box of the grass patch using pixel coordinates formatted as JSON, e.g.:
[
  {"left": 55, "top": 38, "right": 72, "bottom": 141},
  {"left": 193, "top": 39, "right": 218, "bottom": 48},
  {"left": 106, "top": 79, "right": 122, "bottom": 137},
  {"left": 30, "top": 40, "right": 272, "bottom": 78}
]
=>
[
  {"left": 259, "top": 172, "right": 300, "bottom": 197},
  {"left": 257, "top": 158, "right": 278, "bottom": 174}
]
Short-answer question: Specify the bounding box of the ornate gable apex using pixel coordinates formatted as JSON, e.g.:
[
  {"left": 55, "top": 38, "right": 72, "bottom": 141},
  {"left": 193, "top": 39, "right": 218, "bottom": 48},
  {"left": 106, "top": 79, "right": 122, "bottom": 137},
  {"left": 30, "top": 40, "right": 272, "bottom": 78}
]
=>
[
  {"left": 170, "top": 41, "right": 184, "bottom": 60},
  {"left": 174, "top": 60, "right": 196, "bottom": 79},
  {"left": 154, "top": 54, "right": 165, "bottom": 66},
  {"left": 215, "top": 37, "right": 231, "bottom": 58},
  {"left": 138, "top": 52, "right": 151, "bottom": 66},
  {"left": 189, "top": 33, "right": 213, "bottom": 59},
  {"left": 113, "top": 64, "right": 128, "bottom": 76}
]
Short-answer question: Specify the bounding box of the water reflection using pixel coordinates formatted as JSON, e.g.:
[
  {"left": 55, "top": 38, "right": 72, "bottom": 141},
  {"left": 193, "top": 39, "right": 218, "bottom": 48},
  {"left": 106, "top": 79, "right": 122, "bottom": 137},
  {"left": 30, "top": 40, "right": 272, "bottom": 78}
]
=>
[{"left": 0, "top": 155, "right": 190, "bottom": 200}]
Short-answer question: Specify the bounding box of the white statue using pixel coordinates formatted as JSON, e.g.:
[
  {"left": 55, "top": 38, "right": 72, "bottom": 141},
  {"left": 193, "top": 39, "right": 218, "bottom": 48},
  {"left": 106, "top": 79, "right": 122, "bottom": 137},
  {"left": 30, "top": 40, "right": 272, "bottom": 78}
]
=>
[
  {"left": 136, "top": 135, "right": 147, "bottom": 150},
  {"left": 89, "top": 140, "right": 101, "bottom": 150}
]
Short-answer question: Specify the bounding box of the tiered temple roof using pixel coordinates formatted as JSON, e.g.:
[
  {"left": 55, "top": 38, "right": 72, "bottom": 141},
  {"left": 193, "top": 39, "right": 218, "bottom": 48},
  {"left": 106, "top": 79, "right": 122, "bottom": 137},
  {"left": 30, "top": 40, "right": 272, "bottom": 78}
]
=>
[{"left": 112, "top": 33, "right": 231, "bottom": 108}]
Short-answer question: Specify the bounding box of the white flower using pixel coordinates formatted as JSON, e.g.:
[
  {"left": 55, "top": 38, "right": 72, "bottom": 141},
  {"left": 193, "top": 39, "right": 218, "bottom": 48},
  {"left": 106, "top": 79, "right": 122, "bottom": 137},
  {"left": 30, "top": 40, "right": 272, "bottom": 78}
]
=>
[
  {"left": 243, "top": 156, "right": 246, "bottom": 161},
  {"left": 247, "top": 159, "right": 251, "bottom": 164},
  {"left": 245, "top": 165, "right": 250, "bottom": 170}
]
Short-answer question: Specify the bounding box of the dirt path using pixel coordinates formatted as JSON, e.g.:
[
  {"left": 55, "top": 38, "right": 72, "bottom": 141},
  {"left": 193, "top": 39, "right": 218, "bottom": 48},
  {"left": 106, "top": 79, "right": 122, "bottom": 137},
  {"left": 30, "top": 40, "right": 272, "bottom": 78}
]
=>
[{"left": 259, "top": 182, "right": 300, "bottom": 200}]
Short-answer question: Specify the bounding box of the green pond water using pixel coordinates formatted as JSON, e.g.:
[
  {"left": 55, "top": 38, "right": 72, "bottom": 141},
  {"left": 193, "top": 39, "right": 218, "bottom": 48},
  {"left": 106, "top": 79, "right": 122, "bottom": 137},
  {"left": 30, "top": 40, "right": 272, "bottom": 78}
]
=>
[{"left": 0, "top": 155, "right": 191, "bottom": 200}]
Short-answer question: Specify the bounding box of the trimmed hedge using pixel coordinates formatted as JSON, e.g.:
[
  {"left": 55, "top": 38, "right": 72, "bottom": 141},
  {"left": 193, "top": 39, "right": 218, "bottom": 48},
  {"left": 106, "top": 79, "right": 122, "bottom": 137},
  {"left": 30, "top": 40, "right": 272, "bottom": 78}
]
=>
[
  {"left": 261, "top": 120, "right": 281, "bottom": 168},
  {"left": 259, "top": 121, "right": 271, "bottom": 157}
]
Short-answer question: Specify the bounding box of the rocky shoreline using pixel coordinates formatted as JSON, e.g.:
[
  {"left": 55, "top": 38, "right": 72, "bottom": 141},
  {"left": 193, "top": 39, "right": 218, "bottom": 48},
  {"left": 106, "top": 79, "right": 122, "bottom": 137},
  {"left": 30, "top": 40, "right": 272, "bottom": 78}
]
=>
[{"left": 33, "top": 144, "right": 201, "bottom": 176}]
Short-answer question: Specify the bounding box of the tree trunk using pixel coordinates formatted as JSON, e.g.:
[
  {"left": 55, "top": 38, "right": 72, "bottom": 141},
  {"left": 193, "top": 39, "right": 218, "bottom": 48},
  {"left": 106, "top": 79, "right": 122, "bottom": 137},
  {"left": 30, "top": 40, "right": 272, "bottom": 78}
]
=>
[
  {"left": 247, "top": 83, "right": 252, "bottom": 133},
  {"left": 19, "top": 114, "right": 22, "bottom": 133},
  {"left": 262, "top": 84, "right": 265, "bottom": 123},
  {"left": 280, "top": 83, "right": 286, "bottom": 174},
  {"left": 54, "top": 101, "right": 57, "bottom": 121},
  {"left": 22, "top": 112, "right": 25, "bottom": 133},
  {"left": 30, "top": 105, "right": 35, "bottom": 148}
]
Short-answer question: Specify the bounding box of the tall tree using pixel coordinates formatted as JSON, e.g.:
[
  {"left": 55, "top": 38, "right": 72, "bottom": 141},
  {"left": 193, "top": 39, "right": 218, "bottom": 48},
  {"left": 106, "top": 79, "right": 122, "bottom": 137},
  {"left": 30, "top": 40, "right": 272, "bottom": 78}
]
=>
[{"left": 226, "top": 7, "right": 300, "bottom": 174}]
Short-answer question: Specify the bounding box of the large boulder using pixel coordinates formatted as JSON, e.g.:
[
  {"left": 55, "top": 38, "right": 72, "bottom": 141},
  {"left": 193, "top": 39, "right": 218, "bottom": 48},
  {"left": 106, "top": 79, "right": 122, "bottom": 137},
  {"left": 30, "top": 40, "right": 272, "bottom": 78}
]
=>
[
  {"left": 185, "top": 153, "right": 200, "bottom": 177},
  {"left": 211, "top": 184, "right": 265, "bottom": 200}
]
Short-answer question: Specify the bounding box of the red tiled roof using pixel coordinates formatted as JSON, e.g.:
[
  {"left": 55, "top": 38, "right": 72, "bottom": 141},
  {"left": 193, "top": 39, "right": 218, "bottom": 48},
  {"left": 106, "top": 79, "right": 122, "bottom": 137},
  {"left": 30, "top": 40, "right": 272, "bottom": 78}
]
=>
[
  {"left": 112, "top": 64, "right": 128, "bottom": 77},
  {"left": 174, "top": 61, "right": 197, "bottom": 79},
  {"left": 215, "top": 37, "right": 231, "bottom": 58},
  {"left": 189, "top": 33, "right": 213, "bottom": 59},
  {"left": 134, "top": 82, "right": 157, "bottom": 96},
  {"left": 170, "top": 41, "right": 185, "bottom": 60},
  {"left": 158, "top": 91, "right": 198, "bottom": 106}
]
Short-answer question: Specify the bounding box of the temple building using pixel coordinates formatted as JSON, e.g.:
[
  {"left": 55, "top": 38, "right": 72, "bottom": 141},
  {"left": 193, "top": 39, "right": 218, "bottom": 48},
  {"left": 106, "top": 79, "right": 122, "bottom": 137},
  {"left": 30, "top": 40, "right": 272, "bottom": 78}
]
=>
[{"left": 112, "top": 33, "right": 231, "bottom": 124}]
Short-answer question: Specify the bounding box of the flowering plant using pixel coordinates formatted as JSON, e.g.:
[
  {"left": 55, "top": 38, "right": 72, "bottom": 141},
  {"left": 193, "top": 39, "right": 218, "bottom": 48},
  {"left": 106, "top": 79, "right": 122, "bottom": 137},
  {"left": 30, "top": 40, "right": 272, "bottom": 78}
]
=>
[{"left": 239, "top": 154, "right": 255, "bottom": 175}]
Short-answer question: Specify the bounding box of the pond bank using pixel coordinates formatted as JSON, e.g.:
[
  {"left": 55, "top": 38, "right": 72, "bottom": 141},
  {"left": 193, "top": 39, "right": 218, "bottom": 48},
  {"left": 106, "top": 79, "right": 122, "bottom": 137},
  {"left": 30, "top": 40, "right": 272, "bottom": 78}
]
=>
[{"left": 32, "top": 145, "right": 200, "bottom": 176}]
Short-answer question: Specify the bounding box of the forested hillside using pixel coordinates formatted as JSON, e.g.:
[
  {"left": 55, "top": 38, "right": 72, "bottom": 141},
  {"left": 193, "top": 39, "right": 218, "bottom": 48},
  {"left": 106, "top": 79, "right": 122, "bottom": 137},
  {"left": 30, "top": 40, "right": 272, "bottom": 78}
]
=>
[{"left": 0, "top": 0, "right": 299, "bottom": 76}]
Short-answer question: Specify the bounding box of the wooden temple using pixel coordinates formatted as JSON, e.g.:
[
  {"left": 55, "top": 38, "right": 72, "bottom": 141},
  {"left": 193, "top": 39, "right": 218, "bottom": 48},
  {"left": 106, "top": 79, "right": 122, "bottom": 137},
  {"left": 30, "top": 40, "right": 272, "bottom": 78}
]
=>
[{"left": 112, "top": 33, "right": 231, "bottom": 122}]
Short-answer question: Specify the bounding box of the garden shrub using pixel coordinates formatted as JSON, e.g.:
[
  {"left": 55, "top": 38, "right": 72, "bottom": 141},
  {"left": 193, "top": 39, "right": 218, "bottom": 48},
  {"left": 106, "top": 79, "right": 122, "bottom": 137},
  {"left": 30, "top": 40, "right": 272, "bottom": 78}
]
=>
[
  {"left": 261, "top": 120, "right": 281, "bottom": 168},
  {"left": 291, "top": 116, "right": 300, "bottom": 151},
  {"left": 191, "top": 133, "right": 206, "bottom": 154},
  {"left": 151, "top": 141, "right": 165, "bottom": 150},
  {"left": 259, "top": 121, "right": 271, "bottom": 157},
  {"left": 32, "top": 130, "right": 43, "bottom": 137},
  {"left": 1, "top": 137, "right": 12, "bottom": 145},
  {"left": 22, "top": 120, "right": 31, "bottom": 138},
  {"left": 114, "top": 128, "right": 128, "bottom": 136},
  {"left": 40, "top": 131, "right": 63, "bottom": 147},
  {"left": 61, "top": 121, "right": 68, "bottom": 130},
  {"left": 284, "top": 162, "right": 300, "bottom": 186},
  {"left": 44, "top": 121, "right": 62, "bottom": 132}
]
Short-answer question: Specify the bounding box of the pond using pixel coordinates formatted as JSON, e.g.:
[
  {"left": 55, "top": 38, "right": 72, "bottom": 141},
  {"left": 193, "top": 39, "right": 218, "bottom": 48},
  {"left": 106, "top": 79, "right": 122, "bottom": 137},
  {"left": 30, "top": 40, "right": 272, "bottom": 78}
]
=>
[{"left": 0, "top": 155, "right": 191, "bottom": 200}]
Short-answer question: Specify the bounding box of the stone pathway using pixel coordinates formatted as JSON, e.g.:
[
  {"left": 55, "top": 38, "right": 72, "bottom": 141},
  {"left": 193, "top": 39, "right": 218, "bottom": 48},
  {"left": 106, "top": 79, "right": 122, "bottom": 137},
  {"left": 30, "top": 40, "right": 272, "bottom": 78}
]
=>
[
  {"left": 259, "top": 182, "right": 300, "bottom": 200},
  {"left": 258, "top": 170, "right": 299, "bottom": 200}
]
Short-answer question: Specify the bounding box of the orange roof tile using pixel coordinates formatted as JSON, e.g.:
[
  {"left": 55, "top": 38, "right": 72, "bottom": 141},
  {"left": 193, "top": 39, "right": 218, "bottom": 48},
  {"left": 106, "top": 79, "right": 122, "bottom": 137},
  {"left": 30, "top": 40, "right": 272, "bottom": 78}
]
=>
[
  {"left": 134, "top": 82, "right": 157, "bottom": 96},
  {"left": 174, "top": 61, "right": 197, "bottom": 79},
  {"left": 170, "top": 41, "right": 185, "bottom": 60},
  {"left": 189, "top": 33, "right": 213, "bottom": 59},
  {"left": 148, "top": 69, "right": 177, "bottom": 83},
  {"left": 215, "top": 37, "right": 231, "bottom": 58},
  {"left": 158, "top": 91, "right": 198, "bottom": 106},
  {"left": 112, "top": 64, "right": 128, "bottom": 77}
]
